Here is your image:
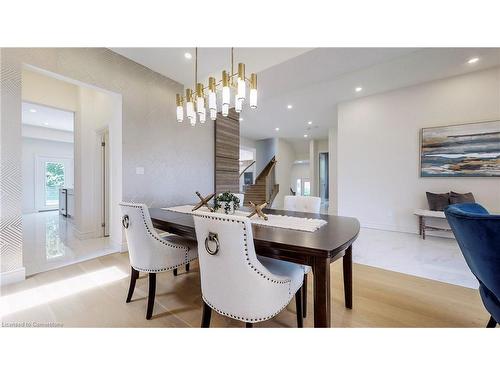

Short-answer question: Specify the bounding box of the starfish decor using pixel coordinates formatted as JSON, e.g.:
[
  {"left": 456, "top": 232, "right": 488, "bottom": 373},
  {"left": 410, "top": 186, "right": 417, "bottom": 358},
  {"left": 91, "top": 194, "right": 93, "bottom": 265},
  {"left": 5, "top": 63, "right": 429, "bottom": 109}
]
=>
[
  {"left": 192, "top": 191, "right": 215, "bottom": 212},
  {"left": 247, "top": 201, "right": 268, "bottom": 221}
]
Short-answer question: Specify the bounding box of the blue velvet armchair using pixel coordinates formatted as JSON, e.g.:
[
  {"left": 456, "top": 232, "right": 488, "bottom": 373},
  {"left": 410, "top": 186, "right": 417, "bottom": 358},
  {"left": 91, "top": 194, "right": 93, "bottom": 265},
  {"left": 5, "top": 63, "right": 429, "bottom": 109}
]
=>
[{"left": 445, "top": 203, "right": 500, "bottom": 328}]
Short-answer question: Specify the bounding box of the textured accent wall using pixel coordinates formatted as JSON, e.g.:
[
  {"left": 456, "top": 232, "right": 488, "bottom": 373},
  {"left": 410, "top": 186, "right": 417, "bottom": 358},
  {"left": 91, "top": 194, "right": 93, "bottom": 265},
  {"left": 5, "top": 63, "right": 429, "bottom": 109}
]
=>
[
  {"left": 0, "top": 48, "right": 214, "bottom": 275},
  {"left": 214, "top": 109, "right": 239, "bottom": 194},
  {"left": 0, "top": 49, "right": 23, "bottom": 273}
]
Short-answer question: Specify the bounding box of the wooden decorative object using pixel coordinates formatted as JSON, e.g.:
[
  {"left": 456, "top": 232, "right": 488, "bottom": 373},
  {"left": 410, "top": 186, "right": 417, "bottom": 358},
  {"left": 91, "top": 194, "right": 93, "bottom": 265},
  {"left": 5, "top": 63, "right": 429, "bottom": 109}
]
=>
[
  {"left": 192, "top": 191, "right": 215, "bottom": 212},
  {"left": 247, "top": 201, "right": 268, "bottom": 221}
]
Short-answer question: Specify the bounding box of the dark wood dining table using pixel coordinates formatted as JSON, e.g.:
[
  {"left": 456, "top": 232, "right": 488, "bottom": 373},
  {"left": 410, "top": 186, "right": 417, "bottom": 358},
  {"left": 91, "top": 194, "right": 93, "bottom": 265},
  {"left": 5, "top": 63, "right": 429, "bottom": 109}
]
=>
[{"left": 150, "top": 207, "right": 360, "bottom": 328}]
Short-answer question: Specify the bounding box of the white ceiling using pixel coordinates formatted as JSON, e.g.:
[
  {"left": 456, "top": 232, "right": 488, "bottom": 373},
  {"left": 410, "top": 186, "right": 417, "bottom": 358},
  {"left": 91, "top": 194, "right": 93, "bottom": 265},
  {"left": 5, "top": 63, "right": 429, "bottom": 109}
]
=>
[
  {"left": 111, "top": 47, "right": 500, "bottom": 140},
  {"left": 22, "top": 102, "right": 74, "bottom": 132},
  {"left": 111, "top": 47, "right": 312, "bottom": 86},
  {"left": 240, "top": 48, "right": 500, "bottom": 140}
]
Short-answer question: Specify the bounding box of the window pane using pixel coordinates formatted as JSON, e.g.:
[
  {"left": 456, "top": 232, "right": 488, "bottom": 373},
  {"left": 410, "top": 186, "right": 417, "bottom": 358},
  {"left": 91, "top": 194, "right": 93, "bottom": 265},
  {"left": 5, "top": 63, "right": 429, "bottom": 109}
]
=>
[
  {"left": 296, "top": 179, "right": 302, "bottom": 196},
  {"left": 304, "top": 181, "right": 311, "bottom": 196},
  {"left": 45, "top": 162, "right": 65, "bottom": 206}
]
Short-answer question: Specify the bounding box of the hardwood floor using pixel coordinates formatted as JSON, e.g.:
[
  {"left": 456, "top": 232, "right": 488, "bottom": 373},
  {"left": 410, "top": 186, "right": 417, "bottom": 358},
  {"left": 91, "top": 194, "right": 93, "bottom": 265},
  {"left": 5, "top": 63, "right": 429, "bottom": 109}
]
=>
[{"left": 0, "top": 252, "right": 490, "bottom": 328}]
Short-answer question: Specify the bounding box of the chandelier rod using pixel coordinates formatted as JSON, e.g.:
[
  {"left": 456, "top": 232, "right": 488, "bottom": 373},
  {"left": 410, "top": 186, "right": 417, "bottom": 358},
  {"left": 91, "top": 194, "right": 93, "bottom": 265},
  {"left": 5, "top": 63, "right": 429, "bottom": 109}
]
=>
[
  {"left": 195, "top": 47, "right": 198, "bottom": 86},
  {"left": 231, "top": 47, "right": 234, "bottom": 80}
]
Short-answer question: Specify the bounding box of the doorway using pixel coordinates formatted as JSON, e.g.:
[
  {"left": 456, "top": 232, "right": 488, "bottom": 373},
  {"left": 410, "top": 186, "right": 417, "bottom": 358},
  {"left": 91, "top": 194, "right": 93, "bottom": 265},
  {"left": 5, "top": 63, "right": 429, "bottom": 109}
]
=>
[
  {"left": 319, "top": 152, "right": 329, "bottom": 202},
  {"left": 21, "top": 67, "right": 123, "bottom": 276}
]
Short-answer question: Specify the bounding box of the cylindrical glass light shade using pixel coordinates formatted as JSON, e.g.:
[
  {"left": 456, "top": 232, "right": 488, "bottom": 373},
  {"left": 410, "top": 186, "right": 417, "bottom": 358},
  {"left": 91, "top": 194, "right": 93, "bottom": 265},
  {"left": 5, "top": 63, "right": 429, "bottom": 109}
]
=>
[
  {"left": 235, "top": 95, "right": 242, "bottom": 113},
  {"left": 176, "top": 106, "right": 184, "bottom": 122},
  {"left": 190, "top": 115, "right": 196, "bottom": 126},
  {"left": 199, "top": 109, "right": 206, "bottom": 124},
  {"left": 208, "top": 91, "right": 217, "bottom": 111},
  {"left": 196, "top": 96, "right": 205, "bottom": 114},
  {"left": 222, "top": 86, "right": 230, "bottom": 105},
  {"left": 250, "top": 89, "right": 257, "bottom": 109},
  {"left": 210, "top": 108, "right": 217, "bottom": 120},
  {"left": 222, "top": 103, "right": 229, "bottom": 117},
  {"left": 186, "top": 101, "right": 194, "bottom": 119},
  {"left": 237, "top": 78, "right": 246, "bottom": 101}
]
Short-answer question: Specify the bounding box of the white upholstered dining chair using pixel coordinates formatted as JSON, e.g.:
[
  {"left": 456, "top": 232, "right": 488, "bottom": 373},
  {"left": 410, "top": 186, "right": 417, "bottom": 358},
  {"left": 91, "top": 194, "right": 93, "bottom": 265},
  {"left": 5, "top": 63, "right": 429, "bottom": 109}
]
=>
[
  {"left": 120, "top": 202, "right": 198, "bottom": 320},
  {"left": 284, "top": 195, "right": 322, "bottom": 213},
  {"left": 283, "top": 195, "right": 322, "bottom": 318},
  {"left": 193, "top": 211, "right": 306, "bottom": 327}
]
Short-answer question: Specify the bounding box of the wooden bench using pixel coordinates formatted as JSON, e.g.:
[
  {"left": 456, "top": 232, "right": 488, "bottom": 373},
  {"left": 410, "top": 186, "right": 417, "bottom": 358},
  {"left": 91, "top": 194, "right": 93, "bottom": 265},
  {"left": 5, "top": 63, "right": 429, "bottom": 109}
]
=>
[{"left": 413, "top": 209, "right": 453, "bottom": 240}]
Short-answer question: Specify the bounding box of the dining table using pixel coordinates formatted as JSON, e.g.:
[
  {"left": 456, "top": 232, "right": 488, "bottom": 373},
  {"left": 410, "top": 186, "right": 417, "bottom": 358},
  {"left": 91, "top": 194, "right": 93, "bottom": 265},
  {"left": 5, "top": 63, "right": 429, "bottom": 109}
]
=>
[{"left": 149, "top": 207, "right": 360, "bottom": 328}]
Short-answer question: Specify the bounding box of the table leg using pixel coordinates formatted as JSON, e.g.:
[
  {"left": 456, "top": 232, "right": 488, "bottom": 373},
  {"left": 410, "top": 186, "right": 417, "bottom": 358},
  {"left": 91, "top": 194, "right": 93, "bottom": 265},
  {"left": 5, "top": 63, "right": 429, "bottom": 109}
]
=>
[
  {"left": 422, "top": 217, "right": 426, "bottom": 240},
  {"left": 343, "top": 246, "right": 353, "bottom": 309},
  {"left": 313, "top": 257, "right": 331, "bottom": 328},
  {"left": 418, "top": 216, "right": 423, "bottom": 236}
]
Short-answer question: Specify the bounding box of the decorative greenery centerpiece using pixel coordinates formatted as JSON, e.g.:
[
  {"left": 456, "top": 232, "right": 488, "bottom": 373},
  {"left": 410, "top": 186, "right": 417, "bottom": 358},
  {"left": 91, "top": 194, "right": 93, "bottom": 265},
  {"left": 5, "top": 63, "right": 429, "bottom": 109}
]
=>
[{"left": 213, "top": 192, "right": 240, "bottom": 214}]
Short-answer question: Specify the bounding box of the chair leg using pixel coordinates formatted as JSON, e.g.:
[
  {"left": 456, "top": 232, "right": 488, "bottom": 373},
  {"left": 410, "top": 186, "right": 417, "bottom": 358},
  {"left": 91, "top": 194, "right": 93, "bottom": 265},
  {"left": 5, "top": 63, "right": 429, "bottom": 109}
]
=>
[
  {"left": 186, "top": 263, "right": 190, "bottom": 272},
  {"left": 173, "top": 268, "right": 178, "bottom": 276},
  {"left": 487, "top": 315, "right": 497, "bottom": 328},
  {"left": 295, "top": 287, "right": 303, "bottom": 328},
  {"left": 146, "top": 273, "right": 156, "bottom": 320},
  {"left": 201, "top": 302, "right": 212, "bottom": 328},
  {"left": 126, "top": 267, "right": 139, "bottom": 303},
  {"left": 302, "top": 274, "right": 308, "bottom": 318},
  {"left": 246, "top": 322, "right": 253, "bottom": 328}
]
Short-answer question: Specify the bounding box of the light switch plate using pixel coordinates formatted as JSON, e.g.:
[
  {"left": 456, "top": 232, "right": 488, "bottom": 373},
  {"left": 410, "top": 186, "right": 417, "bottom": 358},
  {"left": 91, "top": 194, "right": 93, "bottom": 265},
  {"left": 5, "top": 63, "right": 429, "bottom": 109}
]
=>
[{"left": 136, "top": 167, "right": 144, "bottom": 175}]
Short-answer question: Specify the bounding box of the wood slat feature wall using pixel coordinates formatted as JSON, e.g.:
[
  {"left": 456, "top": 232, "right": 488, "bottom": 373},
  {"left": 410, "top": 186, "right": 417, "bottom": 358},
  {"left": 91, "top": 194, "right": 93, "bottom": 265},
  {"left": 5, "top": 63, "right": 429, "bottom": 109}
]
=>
[{"left": 214, "top": 109, "right": 240, "bottom": 194}]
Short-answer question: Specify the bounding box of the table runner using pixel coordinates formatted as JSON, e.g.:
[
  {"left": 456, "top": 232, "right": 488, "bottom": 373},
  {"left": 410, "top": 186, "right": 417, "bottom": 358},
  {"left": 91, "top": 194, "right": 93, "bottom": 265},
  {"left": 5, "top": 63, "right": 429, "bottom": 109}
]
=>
[{"left": 162, "top": 205, "right": 327, "bottom": 232}]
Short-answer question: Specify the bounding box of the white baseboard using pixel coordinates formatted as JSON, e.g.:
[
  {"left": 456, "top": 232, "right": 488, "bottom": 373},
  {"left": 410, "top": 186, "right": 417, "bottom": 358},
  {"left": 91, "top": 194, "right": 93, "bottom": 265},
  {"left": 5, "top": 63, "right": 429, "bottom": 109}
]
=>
[
  {"left": 361, "top": 221, "right": 417, "bottom": 234},
  {"left": 1, "top": 267, "right": 26, "bottom": 286},
  {"left": 73, "top": 228, "right": 101, "bottom": 240}
]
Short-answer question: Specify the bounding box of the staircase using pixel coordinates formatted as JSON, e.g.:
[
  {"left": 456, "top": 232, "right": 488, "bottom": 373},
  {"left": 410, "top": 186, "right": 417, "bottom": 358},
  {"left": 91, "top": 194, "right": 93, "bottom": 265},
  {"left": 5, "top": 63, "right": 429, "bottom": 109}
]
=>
[{"left": 243, "top": 156, "right": 279, "bottom": 207}]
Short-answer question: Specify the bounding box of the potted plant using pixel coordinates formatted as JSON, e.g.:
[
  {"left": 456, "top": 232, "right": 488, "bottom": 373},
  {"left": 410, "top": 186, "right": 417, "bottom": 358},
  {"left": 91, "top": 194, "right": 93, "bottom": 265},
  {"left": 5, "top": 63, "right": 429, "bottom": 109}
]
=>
[{"left": 213, "top": 192, "right": 240, "bottom": 214}]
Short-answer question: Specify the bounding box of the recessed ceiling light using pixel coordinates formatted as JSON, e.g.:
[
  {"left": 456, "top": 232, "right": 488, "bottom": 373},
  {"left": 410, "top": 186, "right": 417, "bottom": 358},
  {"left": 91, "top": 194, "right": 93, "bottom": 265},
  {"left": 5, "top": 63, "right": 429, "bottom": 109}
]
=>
[
  {"left": 184, "top": 52, "right": 192, "bottom": 60},
  {"left": 308, "top": 121, "right": 312, "bottom": 125},
  {"left": 239, "top": 118, "right": 244, "bottom": 122},
  {"left": 467, "top": 57, "right": 479, "bottom": 64},
  {"left": 304, "top": 134, "right": 308, "bottom": 138},
  {"left": 287, "top": 104, "right": 293, "bottom": 109},
  {"left": 29, "top": 108, "right": 37, "bottom": 113},
  {"left": 43, "top": 122, "right": 49, "bottom": 126},
  {"left": 355, "top": 87, "right": 363, "bottom": 92},
  {"left": 275, "top": 127, "right": 280, "bottom": 131}
]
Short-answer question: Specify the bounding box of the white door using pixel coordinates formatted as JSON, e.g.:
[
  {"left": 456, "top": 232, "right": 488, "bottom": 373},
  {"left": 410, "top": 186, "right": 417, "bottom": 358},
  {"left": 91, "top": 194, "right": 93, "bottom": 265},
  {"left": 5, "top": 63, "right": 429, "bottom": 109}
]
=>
[{"left": 35, "top": 156, "right": 73, "bottom": 211}]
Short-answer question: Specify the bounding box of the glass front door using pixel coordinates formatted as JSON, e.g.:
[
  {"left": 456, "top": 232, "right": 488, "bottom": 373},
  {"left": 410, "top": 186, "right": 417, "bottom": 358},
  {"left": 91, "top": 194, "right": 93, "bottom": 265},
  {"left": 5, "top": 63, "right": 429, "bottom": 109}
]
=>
[
  {"left": 44, "top": 161, "right": 65, "bottom": 207},
  {"left": 36, "top": 156, "right": 72, "bottom": 211}
]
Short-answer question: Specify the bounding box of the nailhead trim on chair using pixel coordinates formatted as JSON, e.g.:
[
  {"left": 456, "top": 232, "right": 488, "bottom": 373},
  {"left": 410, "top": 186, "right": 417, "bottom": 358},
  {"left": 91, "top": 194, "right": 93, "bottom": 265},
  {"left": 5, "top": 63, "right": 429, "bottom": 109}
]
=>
[
  {"left": 202, "top": 295, "right": 294, "bottom": 323},
  {"left": 196, "top": 213, "right": 298, "bottom": 323},
  {"left": 120, "top": 202, "right": 198, "bottom": 273}
]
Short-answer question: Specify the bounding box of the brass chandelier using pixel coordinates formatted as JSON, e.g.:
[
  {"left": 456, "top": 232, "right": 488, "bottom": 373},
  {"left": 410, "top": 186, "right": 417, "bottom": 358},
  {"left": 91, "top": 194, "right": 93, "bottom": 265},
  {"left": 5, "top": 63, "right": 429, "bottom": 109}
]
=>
[{"left": 176, "top": 47, "right": 258, "bottom": 126}]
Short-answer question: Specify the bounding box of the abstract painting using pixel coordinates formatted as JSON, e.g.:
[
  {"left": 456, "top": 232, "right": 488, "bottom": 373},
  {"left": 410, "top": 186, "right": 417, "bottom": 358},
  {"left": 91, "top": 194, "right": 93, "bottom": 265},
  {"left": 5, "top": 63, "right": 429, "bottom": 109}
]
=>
[{"left": 420, "top": 120, "right": 500, "bottom": 177}]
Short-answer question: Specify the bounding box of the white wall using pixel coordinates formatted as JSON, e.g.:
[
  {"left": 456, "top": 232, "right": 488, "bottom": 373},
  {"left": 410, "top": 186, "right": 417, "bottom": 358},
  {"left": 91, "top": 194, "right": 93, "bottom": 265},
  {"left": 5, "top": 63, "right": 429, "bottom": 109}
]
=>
[
  {"left": 255, "top": 138, "right": 277, "bottom": 176},
  {"left": 309, "top": 140, "right": 318, "bottom": 196},
  {"left": 22, "top": 137, "right": 74, "bottom": 213},
  {"left": 73, "top": 86, "right": 115, "bottom": 238},
  {"left": 22, "top": 124, "right": 73, "bottom": 143},
  {"left": 22, "top": 69, "right": 78, "bottom": 111},
  {"left": 328, "top": 122, "right": 338, "bottom": 214},
  {"left": 273, "top": 138, "right": 295, "bottom": 209},
  {"left": 337, "top": 67, "right": 500, "bottom": 233},
  {"left": 239, "top": 136, "right": 257, "bottom": 192}
]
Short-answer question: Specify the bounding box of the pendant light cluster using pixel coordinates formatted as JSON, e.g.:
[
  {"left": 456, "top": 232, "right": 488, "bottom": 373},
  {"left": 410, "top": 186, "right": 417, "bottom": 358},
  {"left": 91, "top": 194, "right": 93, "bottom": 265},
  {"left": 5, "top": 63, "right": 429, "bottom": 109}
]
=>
[{"left": 176, "top": 48, "right": 258, "bottom": 126}]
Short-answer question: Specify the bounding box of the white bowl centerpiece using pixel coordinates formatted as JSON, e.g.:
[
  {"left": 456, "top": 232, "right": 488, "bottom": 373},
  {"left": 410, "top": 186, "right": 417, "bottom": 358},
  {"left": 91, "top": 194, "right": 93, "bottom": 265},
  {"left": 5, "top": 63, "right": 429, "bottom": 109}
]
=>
[{"left": 213, "top": 192, "right": 241, "bottom": 214}]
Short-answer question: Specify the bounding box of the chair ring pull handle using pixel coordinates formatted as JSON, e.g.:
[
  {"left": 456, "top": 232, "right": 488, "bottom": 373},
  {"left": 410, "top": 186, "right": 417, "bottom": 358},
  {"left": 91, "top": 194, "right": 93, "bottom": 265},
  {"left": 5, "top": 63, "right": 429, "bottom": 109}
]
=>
[
  {"left": 205, "top": 232, "right": 219, "bottom": 255},
  {"left": 122, "top": 215, "right": 130, "bottom": 229}
]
